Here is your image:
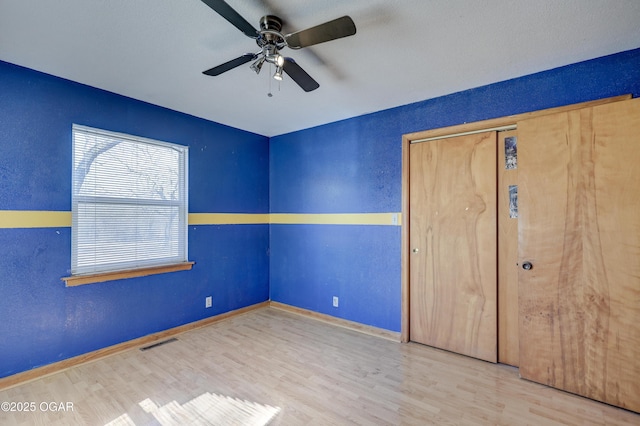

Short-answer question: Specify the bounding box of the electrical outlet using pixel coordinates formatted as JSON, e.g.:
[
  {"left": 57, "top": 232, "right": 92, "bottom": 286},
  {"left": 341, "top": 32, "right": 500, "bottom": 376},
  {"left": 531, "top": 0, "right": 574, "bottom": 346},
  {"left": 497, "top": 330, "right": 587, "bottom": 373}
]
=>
[
  {"left": 332, "top": 296, "right": 339, "bottom": 308},
  {"left": 205, "top": 296, "right": 212, "bottom": 308}
]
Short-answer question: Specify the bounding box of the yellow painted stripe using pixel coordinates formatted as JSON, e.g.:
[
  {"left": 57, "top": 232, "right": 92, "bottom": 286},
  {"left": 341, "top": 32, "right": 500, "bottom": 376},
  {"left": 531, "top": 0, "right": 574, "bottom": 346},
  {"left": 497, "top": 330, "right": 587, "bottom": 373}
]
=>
[
  {"left": 0, "top": 210, "right": 71, "bottom": 228},
  {"left": 188, "top": 213, "right": 270, "bottom": 225},
  {"left": 0, "top": 211, "right": 402, "bottom": 228},
  {"left": 270, "top": 213, "right": 401, "bottom": 226}
]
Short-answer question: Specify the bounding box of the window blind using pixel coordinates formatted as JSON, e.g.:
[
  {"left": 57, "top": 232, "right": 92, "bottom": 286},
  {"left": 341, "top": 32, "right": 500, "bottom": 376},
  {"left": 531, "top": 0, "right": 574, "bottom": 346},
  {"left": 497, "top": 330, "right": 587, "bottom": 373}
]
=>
[{"left": 71, "top": 125, "right": 188, "bottom": 275}]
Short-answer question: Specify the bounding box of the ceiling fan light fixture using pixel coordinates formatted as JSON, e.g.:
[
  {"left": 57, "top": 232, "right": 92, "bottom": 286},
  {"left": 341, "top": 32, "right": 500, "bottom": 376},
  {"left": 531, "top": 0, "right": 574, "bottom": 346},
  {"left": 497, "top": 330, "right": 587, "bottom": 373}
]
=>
[
  {"left": 273, "top": 65, "right": 283, "bottom": 81},
  {"left": 265, "top": 52, "right": 284, "bottom": 66},
  {"left": 250, "top": 57, "right": 265, "bottom": 74}
]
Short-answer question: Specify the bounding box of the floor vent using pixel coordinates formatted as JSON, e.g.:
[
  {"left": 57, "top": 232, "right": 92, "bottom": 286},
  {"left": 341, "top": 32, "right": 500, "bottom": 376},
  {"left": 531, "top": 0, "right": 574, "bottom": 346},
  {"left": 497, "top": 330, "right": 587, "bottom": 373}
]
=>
[{"left": 139, "top": 338, "right": 178, "bottom": 351}]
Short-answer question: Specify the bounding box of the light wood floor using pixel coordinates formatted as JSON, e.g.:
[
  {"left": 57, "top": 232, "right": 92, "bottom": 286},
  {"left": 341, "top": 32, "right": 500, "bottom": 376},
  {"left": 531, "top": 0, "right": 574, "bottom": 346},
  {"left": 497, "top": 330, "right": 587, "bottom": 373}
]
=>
[{"left": 1, "top": 307, "right": 638, "bottom": 425}]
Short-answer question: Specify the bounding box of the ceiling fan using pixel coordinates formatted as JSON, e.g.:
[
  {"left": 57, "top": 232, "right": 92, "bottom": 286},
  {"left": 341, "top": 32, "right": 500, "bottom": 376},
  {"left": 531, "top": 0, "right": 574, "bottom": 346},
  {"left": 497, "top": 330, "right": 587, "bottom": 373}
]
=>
[{"left": 200, "top": 0, "right": 357, "bottom": 92}]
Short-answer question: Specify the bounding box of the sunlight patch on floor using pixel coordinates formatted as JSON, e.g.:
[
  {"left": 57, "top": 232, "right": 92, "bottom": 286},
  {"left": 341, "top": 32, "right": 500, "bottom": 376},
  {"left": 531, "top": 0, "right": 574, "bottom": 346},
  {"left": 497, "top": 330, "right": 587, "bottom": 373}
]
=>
[{"left": 105, "top": 392, "right": 280, "bottom": 426}]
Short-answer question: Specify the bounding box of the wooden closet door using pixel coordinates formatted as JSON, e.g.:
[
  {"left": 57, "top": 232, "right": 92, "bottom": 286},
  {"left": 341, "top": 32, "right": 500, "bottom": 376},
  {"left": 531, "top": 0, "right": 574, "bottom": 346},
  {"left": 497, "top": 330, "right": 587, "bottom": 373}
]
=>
[
  {"left": 409, "top": 132, "right": 497, "bottom": 363},
  {"left": 518, "top": 98, "right": 640, "bottom": 412}
]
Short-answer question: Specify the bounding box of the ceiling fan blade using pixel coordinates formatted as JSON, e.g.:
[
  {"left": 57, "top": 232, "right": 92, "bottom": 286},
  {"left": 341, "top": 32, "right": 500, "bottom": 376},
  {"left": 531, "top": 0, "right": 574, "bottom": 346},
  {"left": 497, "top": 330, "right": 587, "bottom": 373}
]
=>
[
  {"left": 201, "top": 0, "right": 258, "bottom": 38},
  {"left": 286, "top": 16, "right": 356, "bottom": 49},
  {"left": 203, "top": 54, "right": 256, "bottom": 76},
  {"left": 282, "top": 58, "right": 319, "bottom": 92}
]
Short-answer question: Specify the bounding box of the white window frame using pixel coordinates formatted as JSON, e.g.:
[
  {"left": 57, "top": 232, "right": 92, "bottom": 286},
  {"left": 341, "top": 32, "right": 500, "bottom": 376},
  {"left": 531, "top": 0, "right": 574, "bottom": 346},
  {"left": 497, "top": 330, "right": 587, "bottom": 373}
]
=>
[{"left": 71, "top": 124, "right": 189, "bottom": 277}]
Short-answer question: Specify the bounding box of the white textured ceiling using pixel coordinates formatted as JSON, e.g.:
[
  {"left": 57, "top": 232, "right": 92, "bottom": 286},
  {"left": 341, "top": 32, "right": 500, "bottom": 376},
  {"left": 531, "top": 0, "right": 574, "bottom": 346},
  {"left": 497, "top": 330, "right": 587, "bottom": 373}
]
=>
[{"left": 1, "top": 0, "right": 639, "bottom": 136}]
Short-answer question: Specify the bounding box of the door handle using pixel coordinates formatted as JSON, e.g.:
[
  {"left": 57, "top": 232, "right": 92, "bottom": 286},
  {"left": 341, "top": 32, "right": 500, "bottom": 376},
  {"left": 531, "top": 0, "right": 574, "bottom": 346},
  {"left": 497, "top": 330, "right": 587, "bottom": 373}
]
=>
[
  {"left": 412, "top": 248, "right": 419, "bottom": 253},
  {"left": 522, "top": 261, "right": 533, "bottom": 270}
]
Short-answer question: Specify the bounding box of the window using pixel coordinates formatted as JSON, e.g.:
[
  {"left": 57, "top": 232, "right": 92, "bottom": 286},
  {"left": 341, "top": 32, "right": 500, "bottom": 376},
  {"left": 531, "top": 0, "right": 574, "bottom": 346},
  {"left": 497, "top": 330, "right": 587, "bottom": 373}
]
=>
[{"left": 71, "top": 124, "right": 188, "bottom": 276}]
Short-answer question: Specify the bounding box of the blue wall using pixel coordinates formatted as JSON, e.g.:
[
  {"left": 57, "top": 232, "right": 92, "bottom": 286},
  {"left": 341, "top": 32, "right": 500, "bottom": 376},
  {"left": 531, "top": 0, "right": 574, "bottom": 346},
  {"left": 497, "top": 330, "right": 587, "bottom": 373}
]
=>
[
  {"left": 2, "top": 47, "right": 640, "bottom": 378},
  {"left": 0, "top": 61, "right": 270, "bottom": 378},
  {"left": 269, "top": 47, "right": 640, "bottom": 332}
]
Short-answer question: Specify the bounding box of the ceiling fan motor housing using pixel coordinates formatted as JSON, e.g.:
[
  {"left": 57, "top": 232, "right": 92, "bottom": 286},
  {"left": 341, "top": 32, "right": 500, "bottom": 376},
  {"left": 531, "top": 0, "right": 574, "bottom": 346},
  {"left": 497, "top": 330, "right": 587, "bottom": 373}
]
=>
[
  {"left": 257, "top": 15, "right": 285, "bottom": 49},
  {"left": 259, "top": 15, "right": 283, "bottom": 32}
]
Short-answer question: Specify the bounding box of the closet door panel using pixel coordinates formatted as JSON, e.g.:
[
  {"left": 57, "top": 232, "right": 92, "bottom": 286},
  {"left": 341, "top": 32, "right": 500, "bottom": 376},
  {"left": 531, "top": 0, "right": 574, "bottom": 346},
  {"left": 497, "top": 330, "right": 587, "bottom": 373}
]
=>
[
  {"left": 518, "top": 98, "right": 640, "bottom": 412},
  {"left": 409, "top": 132, "right": 497, "bottom": 362}
]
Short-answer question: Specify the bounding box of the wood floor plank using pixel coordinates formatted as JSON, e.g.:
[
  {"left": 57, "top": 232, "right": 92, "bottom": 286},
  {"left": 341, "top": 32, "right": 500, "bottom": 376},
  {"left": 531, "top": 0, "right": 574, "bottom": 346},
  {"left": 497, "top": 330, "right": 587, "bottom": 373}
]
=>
[{"left": 0, "top": 307, "right": 638, "bottom": 425}]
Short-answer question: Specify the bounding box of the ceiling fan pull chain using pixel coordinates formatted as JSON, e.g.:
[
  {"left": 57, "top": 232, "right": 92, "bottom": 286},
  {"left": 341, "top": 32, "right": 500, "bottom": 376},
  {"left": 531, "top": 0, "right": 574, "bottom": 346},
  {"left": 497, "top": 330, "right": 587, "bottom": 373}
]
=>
[{"left": 268, "top": 63, "right": 273, "bottom": 97}]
